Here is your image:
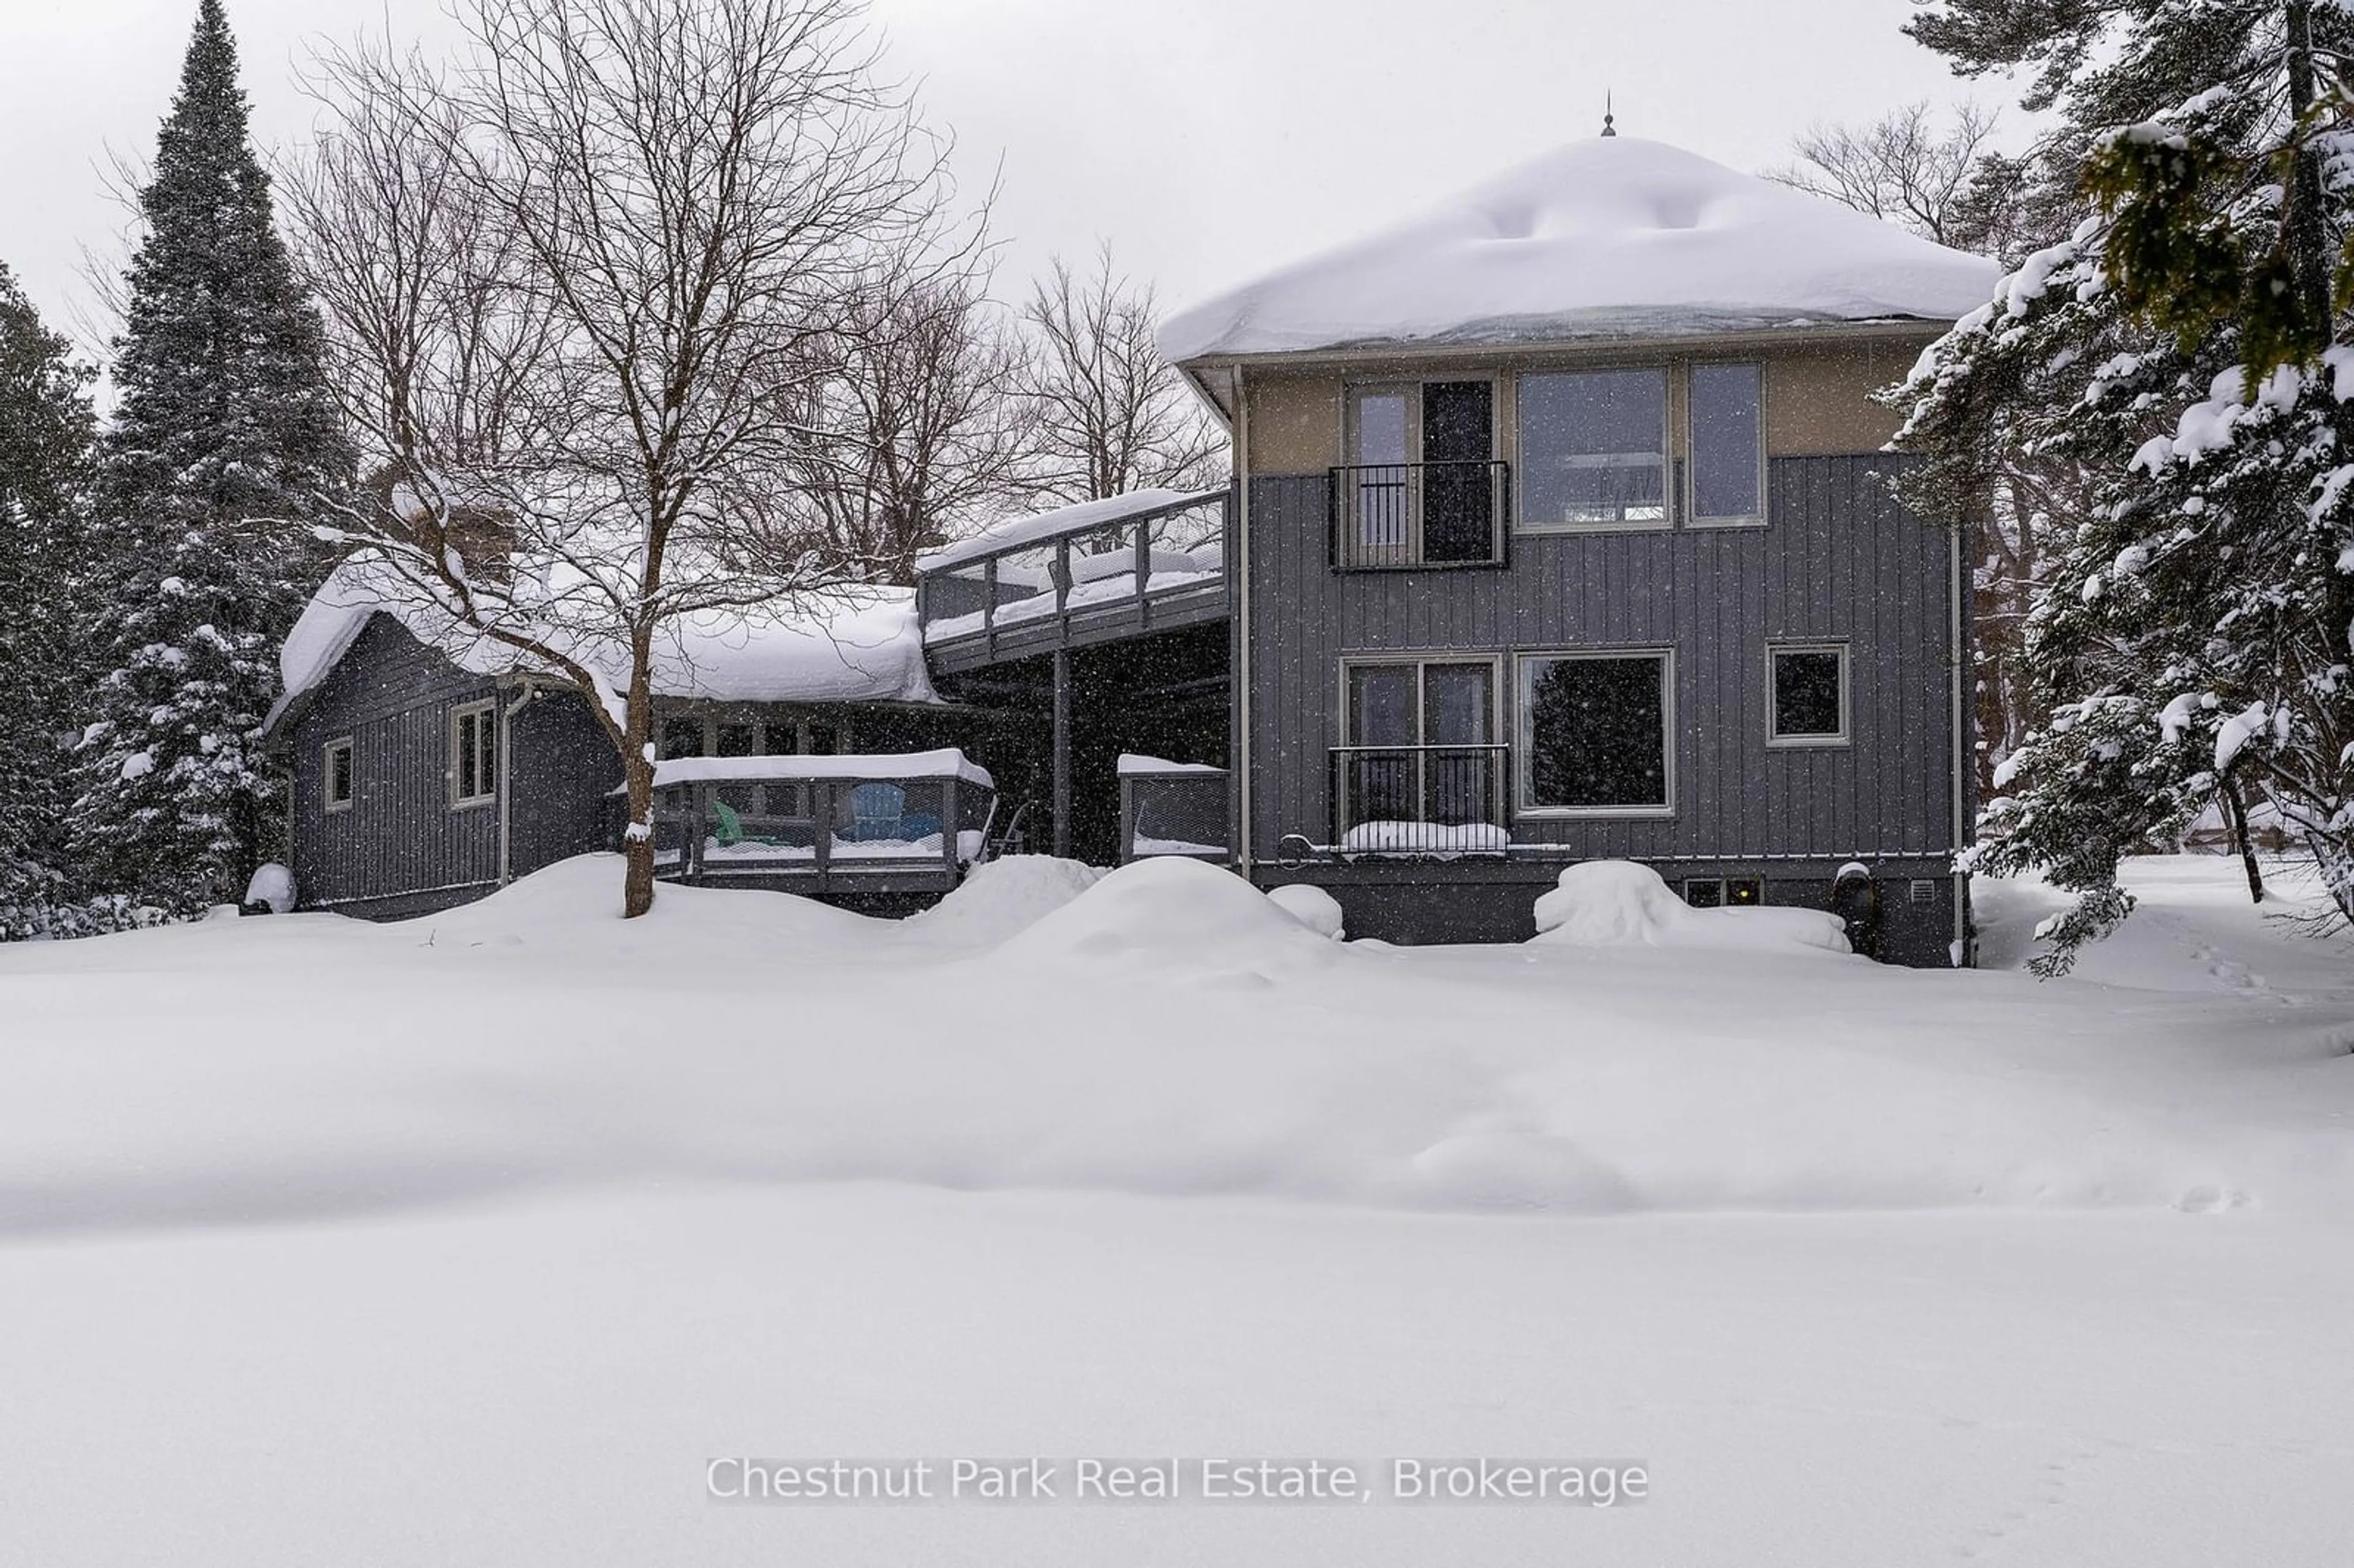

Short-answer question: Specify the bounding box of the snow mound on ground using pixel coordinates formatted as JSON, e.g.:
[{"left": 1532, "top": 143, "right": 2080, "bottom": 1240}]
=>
[
  {"left": 904, "top": 856, "right": 1105, "bottom": 947},
  {"left": 1531, "top": 861, "right": 1849, "bottom": 954},
  {"left": 996, "top": 857, "right": 1341, "bottom": 976},
  {"left": 243, "top": 863, "right": 295, "bottom": 913},
  {"left": 419, "top": 854, "right": 880, "bottom": 955},
  {"left": 1159, "top": 135, "right": 1999, "bottom": 360},
  {"left": 1268, "top": 883, "right": 1346, "bottom": 940}
]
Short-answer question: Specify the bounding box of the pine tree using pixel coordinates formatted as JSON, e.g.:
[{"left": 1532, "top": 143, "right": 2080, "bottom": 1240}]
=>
[
  {"left": 0, "top": 262, "right": 97, "bottom": 937},
  {"left": 73, "top": 0, "right": 351, "bottom": 914},
  {"left": 1898, "top": 1, "right": 2354, "bottom": 970}
]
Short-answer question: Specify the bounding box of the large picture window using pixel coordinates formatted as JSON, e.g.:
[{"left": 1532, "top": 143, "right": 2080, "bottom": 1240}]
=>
[
  {"left": 1517, "top": 651, "right": 1673, "bottom": 813},
  {"left": 1517, "top": 368, "right": 1667, "bottom": 529},
  {"left": 450, "top": 700, "right": 498, "bottom": 808},
  {"left": 1769, "top": 644, "right": 1848, "bottom": 745},
  {"left": 1688, "top": 362, "right": 1763, "bottom": 523}
]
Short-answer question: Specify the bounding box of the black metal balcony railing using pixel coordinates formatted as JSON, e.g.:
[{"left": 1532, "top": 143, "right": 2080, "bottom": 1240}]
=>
[
  {"left": 1329, "top": 744, "right": 1511, "bottom": 856},
  {"left": 1329, "top": 461, "right": 1510, "bottom": 571}
]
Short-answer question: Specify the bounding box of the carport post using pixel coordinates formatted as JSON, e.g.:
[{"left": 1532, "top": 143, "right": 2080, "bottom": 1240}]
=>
[{"left": 1053, "top": 646, "right": 1072, "bottom": 858}]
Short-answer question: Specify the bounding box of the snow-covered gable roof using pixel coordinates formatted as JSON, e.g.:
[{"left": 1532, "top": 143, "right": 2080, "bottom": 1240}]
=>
[
  {"left": 267, "top": 557, "right": 937, "bottom": 735},
  {"left": 913, "top": 489, "right": 1226, "bottom": 575},
  {"left": 1157, "top": 136, "right": 2002, "bottom": 362}
]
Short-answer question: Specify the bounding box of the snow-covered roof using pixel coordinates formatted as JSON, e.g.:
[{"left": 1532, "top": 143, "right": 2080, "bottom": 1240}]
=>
[
  {"left": 650, "top": 748, "right": 993, "bottom": 790},
  {"left": 267, "top": 557, "right": 938, "bottom": 735},
  {"left": 1157, "top": 136, "right": 2001, "bottom": 362},
  {"left": 914, "top": 489, "right": 1226, "bottom": 575}
]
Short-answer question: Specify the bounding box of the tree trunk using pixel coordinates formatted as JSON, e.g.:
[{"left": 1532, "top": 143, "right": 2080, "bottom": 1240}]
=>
[
  {"left": 2219, "top": 771, "right": 2264, "bottom": 904},
  {"left": 622, "top": 652, "right": 657, "bottom": 919}
]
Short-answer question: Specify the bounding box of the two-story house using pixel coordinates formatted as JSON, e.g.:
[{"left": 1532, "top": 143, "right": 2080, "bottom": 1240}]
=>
[{"left": 1156, "top": 132, "right": 1997, "bottom": 963}]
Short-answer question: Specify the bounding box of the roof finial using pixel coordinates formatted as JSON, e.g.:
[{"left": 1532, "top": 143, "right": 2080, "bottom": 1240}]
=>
[{"left": 1601, "top": 91, "right": 1617, "bottom": 137}]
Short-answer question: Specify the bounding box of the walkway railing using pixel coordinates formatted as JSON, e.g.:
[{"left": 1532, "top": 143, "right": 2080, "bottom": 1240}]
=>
[{"left": 915, "top": 490, "right": 1228, "bottom": 650}]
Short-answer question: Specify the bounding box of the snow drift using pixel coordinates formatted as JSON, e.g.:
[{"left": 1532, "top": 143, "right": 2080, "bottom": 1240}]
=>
[
  {"left": 1159, "top": 135, "right": 1999, "bottom": 360},
  {"left": 1531, "top": 861, "right": 1850, "bottom": 954}
]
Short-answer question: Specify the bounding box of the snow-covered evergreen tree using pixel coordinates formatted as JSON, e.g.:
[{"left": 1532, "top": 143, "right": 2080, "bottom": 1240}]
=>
[
  {"left": 0, "top": 262, "right": 98, "bottom": 937},
  {"left": 1899, "top": 0, "right": 2354, "bottom": 972},
  {"left": 72, "top": 0, "right": 350, "bottom": 914}
]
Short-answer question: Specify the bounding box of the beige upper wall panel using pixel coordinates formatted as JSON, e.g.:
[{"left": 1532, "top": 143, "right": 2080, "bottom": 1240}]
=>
[
  {"left": 1247, "top": 374, "right": 1343, "bottom": 475},
  {"left": 1238, "top": 332, "right": 1939, "bottom": 474},
  {"left": 1762, "top": 338, "right": 1927, "bottom": 456}
]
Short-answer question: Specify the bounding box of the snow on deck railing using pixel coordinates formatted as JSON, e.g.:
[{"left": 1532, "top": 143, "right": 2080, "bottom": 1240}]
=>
[
  {"left": 914, "top": 489, "right": 1227, "bottom": 576},
  {"left": 649, "top": 748, "right": 994, "bottom": 790},
  {"left": 1117, "top": 753, "right": 1227, "bottom": 776}
]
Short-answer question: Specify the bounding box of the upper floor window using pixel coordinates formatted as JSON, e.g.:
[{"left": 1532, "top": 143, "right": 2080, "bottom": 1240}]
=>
[
  {"left": 451, "top": 701, "right": 497, "bottom": 808},
  {"left": 1334, "top": 380, "right": 1503, "bottom": 569},
  {"left": 1518, "top": 368, "right": 1667, "bottom": 529},
  {"left": 323, "top": 737, "right": 354, "bottom": 813},
  {"left": 1689, "top": 362, "right": 1764, "bottom": 525},
  {"left": 1515, "top": 362, "right": 1764, "bottom": 530}
]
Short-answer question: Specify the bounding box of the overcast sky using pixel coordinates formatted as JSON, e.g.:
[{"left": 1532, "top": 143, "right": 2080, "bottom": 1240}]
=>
[{"left": 1, "top": 0, "right": 2010, "bottom": 353}]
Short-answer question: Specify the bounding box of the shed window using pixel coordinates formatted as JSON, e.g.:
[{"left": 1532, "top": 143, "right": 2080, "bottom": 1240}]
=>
[
  {"left": 451, "top": 701, "right": 498, "bottom": 807},
  {"left": 323, "top": 737, "right": 354, "bottom": 813},
  {"left": 1518, "top": 368, "right": 1667, "bottom": 528},
  {"left": 1689, "top": 363, "right": 1763, "bottom": 522},
  {"left": 1769, "top": 644, "right": 1848, "bottom": 745},
  {"left": 1518, "top": 651, "right": 1672, "bottom": 813}
]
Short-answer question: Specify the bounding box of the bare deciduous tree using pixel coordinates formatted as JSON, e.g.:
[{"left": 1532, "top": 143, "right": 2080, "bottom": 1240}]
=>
[
  {"left": 768, "top": 256, "right": 1035, "bottom": 584},
  {"left": 1765, "top": 101, "right": 2003, "bottom": 249},
  {"left": 1017, "top": 244, "right": 1227, "bottom": 503},
  {"left": 284, "top": 0, "right": 955, "bottom": 918}
]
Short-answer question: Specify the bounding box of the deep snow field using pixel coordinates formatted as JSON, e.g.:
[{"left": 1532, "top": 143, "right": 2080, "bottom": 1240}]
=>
[{"left": 2, "top": 853, "right": 2352, "bottom": 1564}]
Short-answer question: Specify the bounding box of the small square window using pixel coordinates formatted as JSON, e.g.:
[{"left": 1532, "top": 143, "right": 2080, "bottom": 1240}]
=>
[
  {"left": 324, "top": 738, "right": 354, "bottom": 813},
  {"left": 715, "top": 721, "right": 758, "bottom": 758},
  {"left": 660, "top": 718, "right": 706, "bottom": 759},
  {"left": 762, "top": 722, "right": 801, "bottom": 756},
  {"left": 1769, "top": 645, "right": 1848, "bottom": 745},
  {"left": 1725, "top": 877, "right": 1764, "bottom": 907},
  {"left": 1683, "top": 878, "right": 1724, "bottom": 908}
]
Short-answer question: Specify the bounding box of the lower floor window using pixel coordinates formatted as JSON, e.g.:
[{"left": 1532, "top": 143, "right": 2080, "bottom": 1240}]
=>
[
  {"left": 1684, "top": 877, "right": 1762, "bottom": 908},
  {"left": 1518, "top": 651, "right": 1672, "bottom": 813}
]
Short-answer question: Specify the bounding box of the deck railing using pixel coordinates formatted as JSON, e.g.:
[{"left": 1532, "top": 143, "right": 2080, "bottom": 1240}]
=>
[
  {"left": 1328, "top": 744, "right": 1511, "bottom": 856},
  {"left": 1118, "top": 759, "right": 1230, "bottom": 863},
  {"left": 649, "top": 756, "right": 994, "bottom": 892},
  {"left": 1330, "top": 460, "right": 1510, "bottom": 571},
  {"left": 916, "top": 490, "right": 1228, "bottom": 647}
]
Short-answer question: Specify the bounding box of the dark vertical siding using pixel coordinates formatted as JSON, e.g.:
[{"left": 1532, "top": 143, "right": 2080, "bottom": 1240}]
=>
[
  {"left": 286, "top": 615, "right": 503, "bottom": 911},
  {"left": 509, "top": 691, "right": 623, "bottom": 878},
  {"left": 1244, "top": 454, "right": 1956, "bottom": 863}
]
